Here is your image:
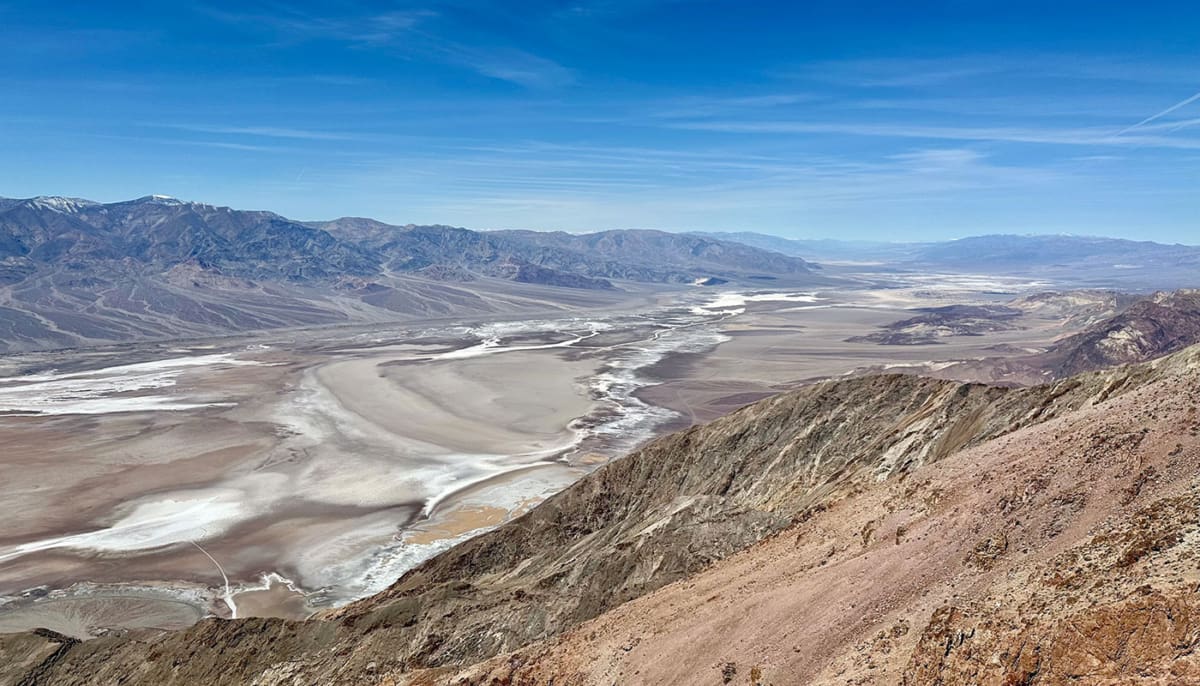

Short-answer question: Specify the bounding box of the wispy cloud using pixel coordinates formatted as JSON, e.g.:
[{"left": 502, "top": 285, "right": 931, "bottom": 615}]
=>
[
  {"left": 429, "top": 43, "right": 575, "bottom": 89},
  {"left": 786, "top": 55, "right": 1200, "bottom": 89},
  {"left": 810, "top": 60, "right": 994, "bottom": 88},
  {"left": 196, "top": 4, "right": 430, "bottom": 47},
  {"left": 152, "top": 123, "right": 359, "bottom": 141},
  {"left": 643, "top": 93, "right": 820, "bottom": 119},
  {"left": 91, "top": 133, "right": 292, "bottom": 153},
  {"left": 888, "top": 148, "right": 986, "bottom": 170},
  {"left": 214, "top": 73, "right": 379, "bottom": 89},
  {"left": 666, "top": 119, "right": 1200, "bottom": 150},
  {"left": 344, "top": 141, "right": 1080, "bottom": 234},
  {"left": 843, "top": 94, "right": 1153, "bottom": 119},
  {"left": 554, "top": 0, "right": 706, "bottom": 19},
  {"left": 196, "top": 3, "right": 573, "bottom": 88}
]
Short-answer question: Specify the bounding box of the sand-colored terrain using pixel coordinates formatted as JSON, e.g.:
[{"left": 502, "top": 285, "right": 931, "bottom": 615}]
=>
[
  {"left": 0, "top": 334, "right": 610, "bottom": 635},
  {"left": 641, "top": 280, "right": 1096, "bottom": 424},
  {"left": 0, "top": 295, "right": 734, "bottom": 634},
  {"left": 0, "top": 279, "right": 1114, "bottom": 637},
  {"left": 319, "top": 350, "right": 596, "bottom": 458}
]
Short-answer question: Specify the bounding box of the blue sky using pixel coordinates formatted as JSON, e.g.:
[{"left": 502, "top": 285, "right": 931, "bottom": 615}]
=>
[{"left": 1, "top": 1, "right": 1198, "bottom": 241}]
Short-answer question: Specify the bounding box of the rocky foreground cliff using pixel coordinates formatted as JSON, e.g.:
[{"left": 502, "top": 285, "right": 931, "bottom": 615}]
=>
[{"left": 3, "top": 345, "right": 1200, "bottom": 684}]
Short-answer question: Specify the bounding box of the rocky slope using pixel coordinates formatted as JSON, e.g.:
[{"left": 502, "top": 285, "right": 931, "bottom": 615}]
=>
[
  {"left": 441, "top": 345, "right": 1200, "bottom": 684},
  {"left": 849, "top": 290, "right": 1136, "bottom": 349},
  {"left": 1006, "top": 290, "right": 1139, "bottom": 329},
  {"left": 1048, "top": 289, "right": 1200, "bottom": 376},
  {"left": 3, "top": 340, "right": 1198, "bottom": 684},
  {"left": 912, "top": 234, "right": 1200, "bottom": 276},
  {"left": 925, "top": 289, "right": 1200, "bottom": 385},
  {"left": 0, "top": 195, "right": 377, "bottom": 281},
  {"left": 492, "top": 229, "right": 814, "bottom": 282}
]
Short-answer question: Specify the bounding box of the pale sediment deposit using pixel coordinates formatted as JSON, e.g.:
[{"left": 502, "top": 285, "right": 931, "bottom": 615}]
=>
[{"left": 0, "top": 291, "right": 773, "bottom": 633}]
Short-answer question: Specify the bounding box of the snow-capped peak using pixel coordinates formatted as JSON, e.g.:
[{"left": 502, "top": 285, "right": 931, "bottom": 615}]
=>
[
  {"left": 24, "top": 196, "right": 99, "bottom": 214},
  {"left": 131, "top": 194, "right": 187, "bottom": 206}
]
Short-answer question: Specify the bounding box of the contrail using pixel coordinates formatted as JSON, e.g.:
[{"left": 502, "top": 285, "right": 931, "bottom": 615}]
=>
[
  {"left": 191, "top": 540, "right": 238, "bottom": 618},
  {"left": 1114, "top": 88, "right": 1200, "bottom": 136}
]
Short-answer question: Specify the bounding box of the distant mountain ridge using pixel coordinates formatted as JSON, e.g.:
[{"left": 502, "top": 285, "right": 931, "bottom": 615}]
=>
[
  {"left": 1020, "top": 288, "right": 1200, "bottom": 381},
  {"left": 916, "top": 233, "right": 1200, "bottom": 270},
  {"left": 0, "top": 195, "right": 378, "bottom": 282},
  {"left": 0, "top": 195, "right": 820, "bottom": 351},
  {"left": 694, "top": 230, "right": 1200, "bottom": 289},
  {"left": 0, "top": 195, "right": 817, "bottom": 286},
  {"left": 308, "top": 220, "right": 816, "bottom": 285},
  {"left": 694, "top": 230, "right": 914, "bottom": 262}
]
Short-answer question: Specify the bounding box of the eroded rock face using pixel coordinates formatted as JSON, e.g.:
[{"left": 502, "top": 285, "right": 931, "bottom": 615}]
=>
[
  {"left": 3, "top": 347, "right": 1200, "bottom": 685},
  {"left": 904, "top": 590, "right": 1200, "bottom": 685},
  {"left": 328, "top": 367, "right": 1148, "bottom": 671},
  {"left": 926, "top": 290, "right": 1200, "bottom": 386},
  {"left": 1052, "top": 289, "right": 1200, "bottom": 377},
  {"left": 847, "top": 304, "right": 1025, "bottom": 345},
  {"left": 904, "top": 491, "right": 1200, "bottom": 686}
]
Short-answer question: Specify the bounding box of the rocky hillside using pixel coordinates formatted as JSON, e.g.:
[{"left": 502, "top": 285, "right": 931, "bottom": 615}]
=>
[
  {"left": 3, "top": 196, "right": 813, "bottom": 286},
  {"left": 446, "top": 346, "right": 1200, "bottom": 684},
  {"left": 0, "top": 195, "right": 377, "bottom": 282},
  {"left": 0, "top": 195, "right": 821, "bottom": 351},
  {"left": 3, "top": 343, "right": 1198, "bottom": 684},
  {"left": 1006, "top": 290, "right": 1139, "bottom": 329},
  {"left": 1048, "top": 289, "right": 1200, "bottom": 376},
  {"left": 912, "top": 234, "right": 1200, "bottom": 274},
  {"left": 848, "top": 290, "right": 1136, "bottom": 348},
  {"left": 923, "top": 289, "right": 1200, "bottom": 385}
]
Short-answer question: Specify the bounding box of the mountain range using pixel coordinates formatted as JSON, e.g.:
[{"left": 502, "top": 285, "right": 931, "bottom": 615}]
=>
[
  {"left": 0, "top": 196, "right": 818, "bottom": 351},
  {"left": 698, "top": 231, "right": 1200, "bottom": 289},
  {"left": 3, "top": 193, "right": 1198, "bottom": 353}
]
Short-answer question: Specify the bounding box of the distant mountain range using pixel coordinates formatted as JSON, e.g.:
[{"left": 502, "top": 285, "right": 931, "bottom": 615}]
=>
[
  {"left": 2, "top": 194, "right": 1196, "bottom": 352},
  {"left": 696, "top": 231, "right": 1200, "bottom": 288},
  {"left": 695, "top": 231, "right": 913, "bottom": 263},
  {"left": 309, "top": 219, "right": 813, "bottom": 285},
  {"left": 0, "top": 195, "right": 818, "bottom": 351}
]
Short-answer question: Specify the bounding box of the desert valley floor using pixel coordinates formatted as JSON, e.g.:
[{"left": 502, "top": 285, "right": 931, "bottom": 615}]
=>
[{"left": 0, "top": 273, "right": 1107, "bottom": 637}]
